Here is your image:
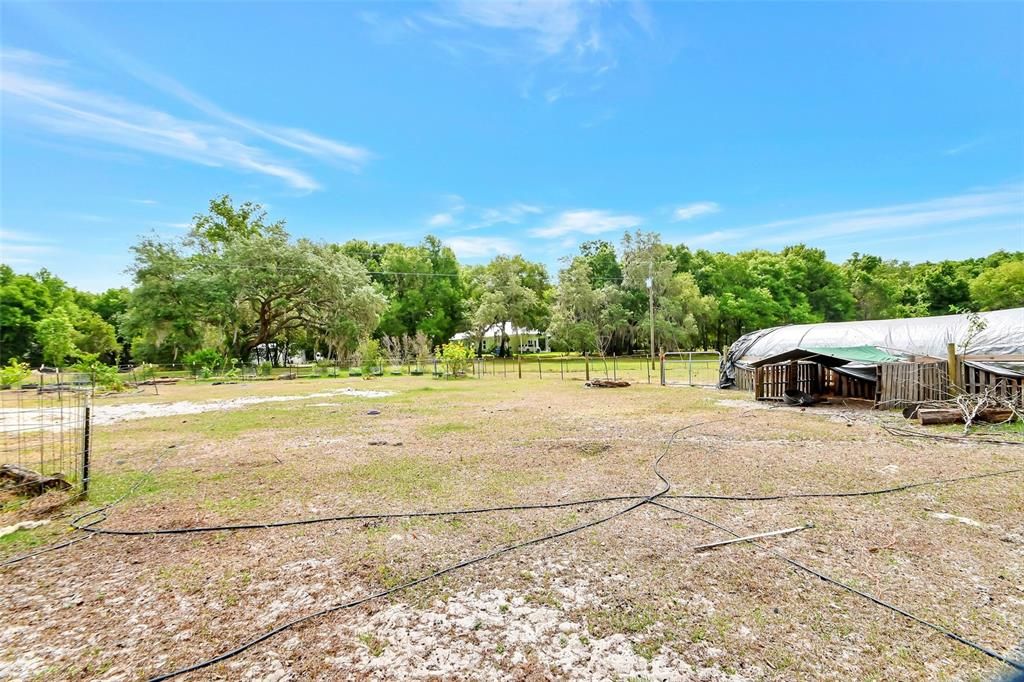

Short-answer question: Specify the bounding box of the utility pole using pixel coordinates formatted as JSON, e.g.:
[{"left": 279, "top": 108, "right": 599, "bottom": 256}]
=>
[{"left": 646, "top": 262, "right": 656, "bottom": 369}]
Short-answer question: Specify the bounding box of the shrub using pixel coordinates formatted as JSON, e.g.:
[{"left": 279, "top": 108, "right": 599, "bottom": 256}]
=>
[
  {"left": 358, "top": 339, "right": 381, "bottom": 378},
  {"left": 72, "top": 358, "right": 126, "bottom": 392},
  {"left": 137, "top": 363, "right": 157, "bottom": 382},
  {"left": 183, "top": 349, "right": 226, "bottom": 377},
  {"left": 0, "top": 359, "right": 31, "bottom": 389},
  {"left": 438, "top": 342, "right": 471, "bottom": 377},
  {"left": 259, "top": 363, "right": 273, "bottom": 377}
]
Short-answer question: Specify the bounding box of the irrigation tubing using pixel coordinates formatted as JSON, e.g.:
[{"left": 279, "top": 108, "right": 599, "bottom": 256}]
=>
[
  {"left": 651, "top": 499, "right": 1024, "bottom": 673},
  {"left": 5, "top": 416, "right": 1022, "bottom": 677},
  {"left": 56, "top": 467, "right": 1024, "bottom": 537},
  {"left": 145, "top": 417, "right": 707, "bottom": 680}
]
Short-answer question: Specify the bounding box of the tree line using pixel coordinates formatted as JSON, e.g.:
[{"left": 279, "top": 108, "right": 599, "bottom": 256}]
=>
[{"left": 2, "top": 195, "right": 1021, "bottom": 368}]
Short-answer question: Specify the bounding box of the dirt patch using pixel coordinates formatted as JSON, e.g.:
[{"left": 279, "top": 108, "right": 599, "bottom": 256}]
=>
[
  {"left": 1, "top": 378, "right": 1021, "bottom": 680},
  {"left": 92, "top": 387, "right": 393, "bottom": 425}
]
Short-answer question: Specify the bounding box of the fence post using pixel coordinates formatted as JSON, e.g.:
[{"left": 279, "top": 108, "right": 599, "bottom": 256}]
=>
[
  {"left": 81, "top": 401, "right": 92, "bottom": 497},
  {"left": 613, "top": 354, "right": 617, "bottom": 380},
  {"left": 688, "top": 352, "right": 693, "bottom": 386},
  {"left": 585, "top": 354, "right": 590, "bottom": 382},
  {"left": 517, "top": 355, "right": 522, "bottom": 379},
  {"left": 659, "top": 353, "right": 666, "bottom": 386},
  {"left": 538, "top": 357, "right": 542, "bottom": 379},
  {"left": 647, "top": 353, "right": 651, "bottom": 384},
  {"left": 560, "top": 358, "right": 564, "bottom": 381},
  {"left": 946, "top": 343, "right": 958, "bottom": 396}
]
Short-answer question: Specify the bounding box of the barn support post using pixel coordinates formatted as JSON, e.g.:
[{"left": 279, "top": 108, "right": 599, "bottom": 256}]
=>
[{"left": 946, "top": 343, "right": 958, "bottom": 395}]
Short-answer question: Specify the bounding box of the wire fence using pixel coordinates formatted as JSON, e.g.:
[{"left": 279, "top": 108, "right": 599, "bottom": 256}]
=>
[
  {"left": 111, "top": 353, "right": 723, "bottom": 387},
  {"left": 0, "top": 383, "right": 91, "bottom": 496},
  {"left": 660, "top": 351, "right": 722, "bottom": 387}
]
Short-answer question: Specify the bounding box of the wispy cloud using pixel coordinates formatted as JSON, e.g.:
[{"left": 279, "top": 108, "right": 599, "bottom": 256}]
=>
[
  {"left": 0, "top": 47, "right": 372, "bottom": 191},
  {"left": 444, "top": 236, "right": 519, "bottom": 259},
  {"left": 943, "top": 138, "right": 986, "bottom": 156},
  {"left": 428, "top": 212, "right": 456, "bottom": 227},
  {"left": 475, "top": 203, "right": 542, "bottom": 228},
  {"left": 129, "top": 198, "right": 159, "bottom": 205},
  {"left": 686, "top": 185, "right": 1024, "bottom": 248},
  {"left": 0, "top": 228, "right": 59, "bottom": 265},
  {"left": 531, "top": 209, "right": 641, "bottom": 238},
  {"left": 672, "top": 201, "right": 720, "bottom": 222},
  {"left": 446, "top": 1, "right": 583, "bottom": 57},
  {"left": 426, "top": 194, "right": 467, "bottom": 227},
  {"left": 421, "top": 1, "right": 631, "bottom": 102}
]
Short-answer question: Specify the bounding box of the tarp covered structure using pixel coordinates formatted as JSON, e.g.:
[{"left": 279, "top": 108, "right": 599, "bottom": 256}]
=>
[{"left": 720, "top": 307, "right": 1024, "bottom": 388}]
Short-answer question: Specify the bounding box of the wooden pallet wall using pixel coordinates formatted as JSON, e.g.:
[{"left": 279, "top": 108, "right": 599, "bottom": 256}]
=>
[
  {"left": 876, "top": 361, "right": 947, "bottom": 408},
  {"left": 960, "top": 363, "right": 1023, "bottom": 405},
  {"left": 754, "top": 361, "right": 824, "bottom": 400}
]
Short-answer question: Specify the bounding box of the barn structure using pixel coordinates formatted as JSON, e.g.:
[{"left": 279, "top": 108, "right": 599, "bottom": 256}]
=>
[{"left": 719, "top": 308, "right": 1024, "bottom": 407}]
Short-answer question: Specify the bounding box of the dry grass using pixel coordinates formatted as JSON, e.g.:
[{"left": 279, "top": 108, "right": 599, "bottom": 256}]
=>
[{"left": 1, "top": 376, "right": 1022, "bottom": 681}]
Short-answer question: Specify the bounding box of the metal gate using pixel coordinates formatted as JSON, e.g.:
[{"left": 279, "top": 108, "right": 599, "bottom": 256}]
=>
[{"left": 660, "top": 351, "right": 722, "bottom": 387}]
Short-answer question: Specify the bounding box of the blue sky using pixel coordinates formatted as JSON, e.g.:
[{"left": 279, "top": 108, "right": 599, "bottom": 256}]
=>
[{"left": 1, "top": 1, "right": 1022, "bottom": 292}]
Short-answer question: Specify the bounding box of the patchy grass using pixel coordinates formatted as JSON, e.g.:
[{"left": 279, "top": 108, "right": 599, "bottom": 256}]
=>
[{"left": 1, "top": 376, "right": 1021, "bottom": 681}]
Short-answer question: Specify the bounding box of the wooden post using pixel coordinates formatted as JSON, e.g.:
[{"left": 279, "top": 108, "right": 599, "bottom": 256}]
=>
[
  {"left": 647, "top": 353, "right": 651, "bottom": 384},
  {"left": 538, "top": 357, "right": 542, "bottom": 379},
  {"left": 517, "top": 355, "right": 522, "bottom": 379},
  {"left": 585, "top": 354, "right": 590, "bottom": 381},
  {"left": 659, "top": 353, "right": 666, "bottom": 386},
  {"left": 560, "top": 358, "right": 564, "bottom": 381},
  {"left": 946, "top": 343, "right": 958, "bottom": 396},
  {"left": 613, "top": 354, "right": 617, "bottom": 380}
]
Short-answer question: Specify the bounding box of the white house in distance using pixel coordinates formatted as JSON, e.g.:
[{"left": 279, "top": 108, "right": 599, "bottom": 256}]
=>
[{"left": 450, "top": 323, "right": 549, "bottom": 354}]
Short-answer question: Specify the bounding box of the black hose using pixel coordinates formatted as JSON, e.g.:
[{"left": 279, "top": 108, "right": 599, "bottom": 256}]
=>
[
  {"left": 57, "top": 467, "right": 1024, "bottom": 537},
  {"left": 651, "top": 499, "right": 1024, "bottom": 673}
]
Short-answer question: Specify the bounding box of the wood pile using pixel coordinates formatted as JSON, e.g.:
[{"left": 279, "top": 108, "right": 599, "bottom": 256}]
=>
[
  {"left": 585, "top": 379, "right": 631, "bottom": 388},
  {"left": 916, "top": 408, "right": 1016, "bottom": 426},
  {"left": 0, "top": 463, "right": 71, "bottom": 495}
]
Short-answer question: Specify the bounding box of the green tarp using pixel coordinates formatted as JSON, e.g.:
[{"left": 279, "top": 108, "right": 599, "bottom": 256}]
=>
[{"left": 800, "top": 346, "right": 904, "bottom": 364}]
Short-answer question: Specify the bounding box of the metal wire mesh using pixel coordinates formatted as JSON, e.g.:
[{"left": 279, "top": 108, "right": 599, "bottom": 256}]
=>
[
  {"left": 661, "top": 351, "right": 723, "bottom": 387},
  {"left": 0, "top": 380, "right": 90, "bottom": 492}
]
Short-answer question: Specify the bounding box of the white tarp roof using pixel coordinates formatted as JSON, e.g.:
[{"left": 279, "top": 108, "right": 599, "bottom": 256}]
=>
[{"left": 721, "top": 307, "right": 1024, "bottom": 386}]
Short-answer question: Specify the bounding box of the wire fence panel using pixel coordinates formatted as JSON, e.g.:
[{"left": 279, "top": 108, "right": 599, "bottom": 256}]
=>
[
  {"left": 661, "top": 352, "right": 722, "bottom": 387},
  {"left": 0, "top": 384, "right": 90, "bottom": 495}
]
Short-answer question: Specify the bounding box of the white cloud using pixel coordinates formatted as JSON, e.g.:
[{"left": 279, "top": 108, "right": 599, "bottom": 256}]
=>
[
  {"left": 0, "top": 48, "right": 372, "bottom": 190},
  {"left": 448, "top": 1, "right": 582, "bottom": 56},
  {"left": 444, "top": 236, "right": 519, "bottom": 259},
  {"left": 428, "top": 212, "right": 456, "bottom": 227},
  {"left": 130, "top": 198, "right": 159, "bottom": 205},
  {"left": 943, "top": 138, "right": 985, "bottom": 156},
  {"left": 424, "top": 1, "right": 622, "bottom": 101},
  {"left": 672, "top": 201, "right": 720, "bottom": 222},
  {"left": 686, "top": 185, "right": 1024, "bottom": 248},
  {"left": 475, "top": 203, "right": 542, "bottom": 228},
  {"left": 531, "top": 209, "right": 641, "bottom": 238},
  {"left": 0, "top": 228, "right": 58, "bottom": 265}
]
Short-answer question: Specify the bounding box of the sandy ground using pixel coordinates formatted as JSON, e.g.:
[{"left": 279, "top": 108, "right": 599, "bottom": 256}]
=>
[
  {"left": 1, "top": 377, "right": 1022, "bottom": 681},
  {"left": 0, "top": 388, "right": 391, "bottom": 433}
]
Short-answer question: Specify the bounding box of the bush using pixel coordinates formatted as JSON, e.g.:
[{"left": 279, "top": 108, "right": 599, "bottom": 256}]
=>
[
  {"left": 258, "top": 363, "right": 273, "bottom": 377},
  {"left": 438, "top": 343, "right": 471, "bottom": 377},
  {"left": 0, "top": 359, "right": 31, "bottom": 389},
  {"left": 72, "top": 358, "right": 126, "bottom": 392},
  {"left": 183, "top": 349, "right": 226, "bottom": 377},
  {"left": 358, "top": 339, "right": 381, "bottom": 378}
]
